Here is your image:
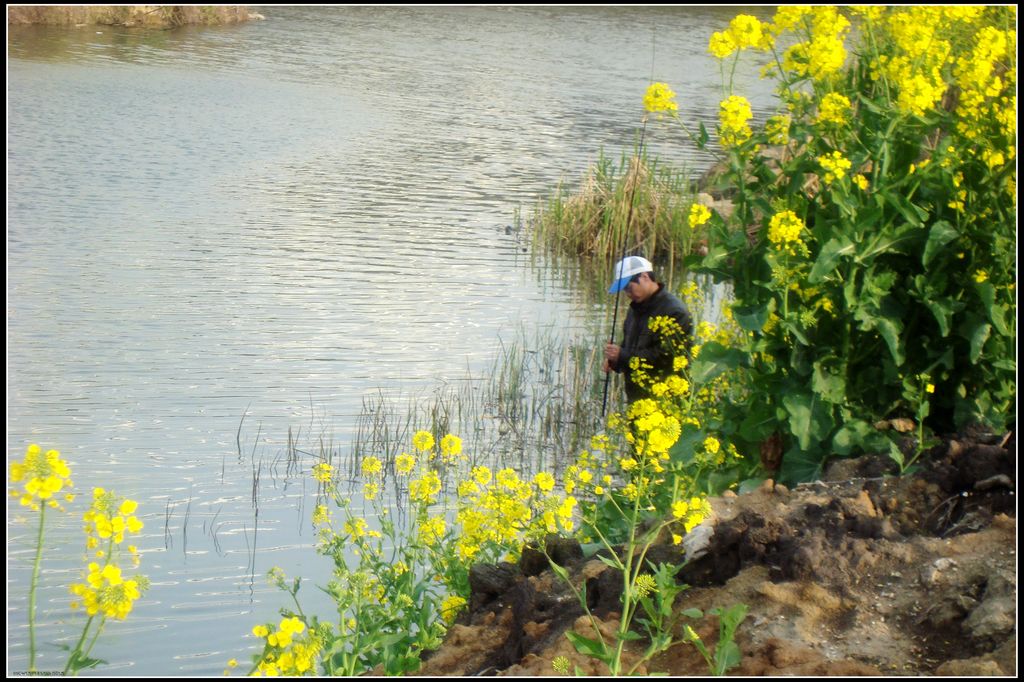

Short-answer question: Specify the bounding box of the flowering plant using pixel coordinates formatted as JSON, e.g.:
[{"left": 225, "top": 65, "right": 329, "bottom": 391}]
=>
[
  {"left": 9, "top": 444, "right": 148, "bottom": 675},
  {"left": 661, "top": 7, "right": 1016, "bottom": 480},
  {"left": 237, "top": 430, "right": 576, "bottom": 676}
]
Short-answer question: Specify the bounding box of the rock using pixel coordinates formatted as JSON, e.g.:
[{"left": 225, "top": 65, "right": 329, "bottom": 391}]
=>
[
  {"left": 518, "top": 535, "right": 583, "bottom": 576},
  {"left": 934, "top": 659, "right": 1006, "bottom": 676},
  {"left": 963, "top": 574, "right": 1016, "bottom": 642},
  {"left": 469, "top": 562, "right": 519, "bottom": 600}
]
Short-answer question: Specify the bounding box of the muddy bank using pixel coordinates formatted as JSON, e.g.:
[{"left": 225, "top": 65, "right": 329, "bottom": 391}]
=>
[
  {"left": 421, "top": 428, "right": 1016, "bottom": 676},
  {"left": 7, "top": 6, "right": 263, "bottom": 29}
]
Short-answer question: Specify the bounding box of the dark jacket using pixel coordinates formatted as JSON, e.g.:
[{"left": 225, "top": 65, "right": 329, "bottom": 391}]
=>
[{"left": 612, "top": 284, "right": 693, "bottom": 402}]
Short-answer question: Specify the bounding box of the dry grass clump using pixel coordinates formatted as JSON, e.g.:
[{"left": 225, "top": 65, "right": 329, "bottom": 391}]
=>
[{"left": 531, "top": 151, "right": 702, "bottom": 272}]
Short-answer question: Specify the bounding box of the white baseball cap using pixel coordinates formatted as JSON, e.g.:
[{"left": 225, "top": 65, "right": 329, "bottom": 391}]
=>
[{"left": 608, "top": 256, "right": 653, "bottom": 293}]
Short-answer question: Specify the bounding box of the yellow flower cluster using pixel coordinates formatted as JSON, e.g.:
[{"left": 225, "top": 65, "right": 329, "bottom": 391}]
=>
[
  {"left": 418, "top": 516, "right": 446, "bottom": 546},
  {"left": 251, "top": 617, "right": 322, "bottom": 676},
  {"left": 816, "top": 92, "right": 851, "bottom": 125},
  {"left": 409, "top": 470, "right": 442, "bottom": 504},
  {"left": 952, "top": 22, "right": 1016, "bottom": 150},
  {"left": 627, "top": 399, "right": 683, "bottom": 468},
  {"left": 765, "top": 114, "right": 791, "bottom": 145},
  {"left": 632, "top": 573, "right": 658, "bottom": 599},
  {"left": 69, "top": 562, "right": 146, "bottom": 620},
  {"left": 395, "top": 452, "right": 416, "bottom": 475},
  {"left": 412, "top": 430, "right": 435, "bottom": 452},
  {"left": 440, "top": 595, "right": 467, "bottom": 624},
  {"left": 671, "top": 496, "right": 713, "bottom": 533},
  {"left": 9, "top": 444, "right": 74, "bottom": 511},
  {"left": 718, "top": 95, "right": 753, "bottom": 147},
  {"left": 312, "top": 462, "right": 333, "bottom": 483},
  {"left": 453, "top": 464, "right": 576, "bottom": 560},
  {"left": 708, "top": 14, "right": 771, "bottom": 59},
  {"left": 817, "top": 150, "right": 852, "bottom": 184},
  {"left": 359, "top": 456, "right": 383, "bottom": 500},
  {"left": 643, "top": 82, "right": 678, "bottom": 115},
  {"left": 70, "top": 488, "right": 148, "bottom": 620},
  {"left": 688, "top": 202, "right": 712, "bottom": 228},
  {"left": 83, "top": 488, "right": 144, "bottom": 547},
  {"left": 766, "top": 210, "right": 806, "bottom": 251},
  {"left": 440, "top": 434, "right": 463, "bottom": 461},
  {"left": 779, "top": 7, "right": 850, "bottom": 82}
]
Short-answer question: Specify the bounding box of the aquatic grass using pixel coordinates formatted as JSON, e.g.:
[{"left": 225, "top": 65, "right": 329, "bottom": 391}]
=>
[{"left": 529, "top": 149, "right": 703, "bottom": 272}]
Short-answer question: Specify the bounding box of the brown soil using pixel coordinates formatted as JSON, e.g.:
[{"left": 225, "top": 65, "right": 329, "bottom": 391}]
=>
[{"left": 420, "top": 428, "right": 1017, "bottom": 676}]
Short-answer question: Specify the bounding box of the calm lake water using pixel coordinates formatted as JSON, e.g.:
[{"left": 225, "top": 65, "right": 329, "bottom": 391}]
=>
[{"left": 7, "top": 6, "right": 776, "bottom": 675}]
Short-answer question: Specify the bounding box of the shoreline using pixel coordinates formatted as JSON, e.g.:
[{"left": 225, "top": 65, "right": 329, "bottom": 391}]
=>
[{"left": 7, "top": 6, "right": 264, "bottom": 29}]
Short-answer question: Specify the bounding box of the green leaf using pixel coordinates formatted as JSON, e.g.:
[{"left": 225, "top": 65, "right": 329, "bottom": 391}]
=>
[
  {"left": 874, "top": 312, "right": 905, "bottom": 365},
  {"left": 738, "top": 401, "right": 776, "bottom": 442},
  {"left": 782, "top": 392, "right": 834, "bottom": 451},
  {"left": 681, "top": 607, "right": 704, "bottom": 619},
  {"left": 715, "top": 642, "right": 742, "bottom": 675},
  {"left": 855, "top": 222, "right": 920, "bottom": 262},
  {"left": 832, "top": 419, "right": 887, "bottom": 455},
  {"left": 778, "top": 443, "right": 825, "bottom": 484},
  {"left": 812, "top": 360, "right": 846, "bottom": 404},
  {"left": 697, "top": 121, "right": 709, "bottom": 149},
  {"left": 809, "top": 237, "right": 855, "bottom": 284},
  {"left": 692, "top": 341, "right": 747, "bottom": 384},
  {"left": 549, "top": 561, "right": 570, "bottom": 582},
  {"left": 731, "top": 300, "right": 775, "bottom": 332},
  {"left": 887, "top": 440, "right": 905, "bottom": 469},
  {"left": 977, "top": 281, "right": 1010, "bottom": 336},
  {"left": 882, "top": 188, "right": 928, "bottom": 227},
  {"left": 780, "top": 318, "right": 810, "bottom": 345},
  {"left": 922, "top": 220, "right": 958, "bottom": 267},
  {"left": 960, "top": 315, "right": 992, "bottom": 363},
  {"left": 924, "top": 296, "right": 957, "bottom": 337},
  {"left": 566, "top": 631, "right": 610, "bottom": 660}
]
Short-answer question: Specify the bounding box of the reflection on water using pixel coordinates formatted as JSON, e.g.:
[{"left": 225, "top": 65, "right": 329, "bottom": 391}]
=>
[{"left": 7, "top": 6, "right": 771, "bottom": 675}]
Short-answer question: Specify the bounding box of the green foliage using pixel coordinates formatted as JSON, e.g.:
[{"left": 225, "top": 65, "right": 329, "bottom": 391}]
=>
[
  {"left": 660, "top": 7, "right": 1016, "bottom": 482},
  {"left": 682, "top": 603, "right": 750, "bottom": 676}
]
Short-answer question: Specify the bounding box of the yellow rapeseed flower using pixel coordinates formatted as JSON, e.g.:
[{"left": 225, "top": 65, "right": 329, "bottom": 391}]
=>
[
  {"left": 767, "top": 210, "right": 806, "bottom": 248},
  {"left": 643, "top": 82, "right": 678, "bottom": 115},
  {"left": 10, "top": 444, "right": 74, "bottom": 511},
  {"left": 360, "top": 456, "right": 382, "bottom": 477},
  {"left": 395, "top": 452, "right": 416, "bottom": 475},
  {"left": 718, "top": 95, "right": 753, "bottom": 147},
  {"left": 441, "top": 595, "right": 467, "bottom": 624},
  {"left": 817, "top": 150, "right": 852, "bottom": 184},
  {"left": 312, "top": 462, "right": 334, "bottom": 483},
  {"left": 765, "top": 114, "right": 791, "bottom": 144},
  {"left": 440, "top": 433, "right": 463, "bottom": 460},
  {"left": 533, "top": 471, "right": 556, "bottom": 493},
  {"left": 688, "top": 203, "right": 712, "bottom": 228},
  {"left": 816, "top": 92, "right": 851, "bottom": 125},
  {"left": 412, "top": 430, "right": 435, "bottom": 452}
]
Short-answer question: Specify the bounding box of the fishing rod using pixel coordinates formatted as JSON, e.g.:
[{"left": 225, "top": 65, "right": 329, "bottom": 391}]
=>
[{"left": 601, "top": 114, "right": 649, "bottom": 416}]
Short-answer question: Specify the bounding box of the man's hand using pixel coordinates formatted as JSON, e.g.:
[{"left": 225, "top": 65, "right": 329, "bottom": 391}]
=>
[{"left": 604, "top": 343, "right": 621, "bottom": 368}]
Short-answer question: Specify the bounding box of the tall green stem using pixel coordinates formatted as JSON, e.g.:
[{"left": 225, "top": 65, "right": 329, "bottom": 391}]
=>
[
  {"left": 28, "top": 503, "right": 47, "bottom": 672},
  {"left": 63, "top": 615, "right": 96, "bottom": 675}
]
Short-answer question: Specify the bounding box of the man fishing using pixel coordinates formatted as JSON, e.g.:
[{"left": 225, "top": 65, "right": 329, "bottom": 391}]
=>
[{"left": 602, "top": 255, "right": 693, "bottom": 404}]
